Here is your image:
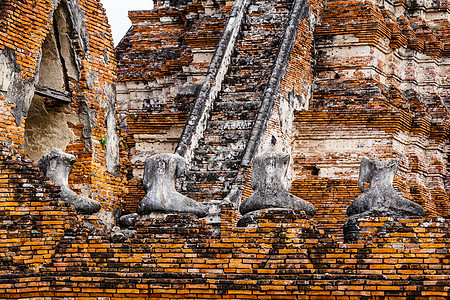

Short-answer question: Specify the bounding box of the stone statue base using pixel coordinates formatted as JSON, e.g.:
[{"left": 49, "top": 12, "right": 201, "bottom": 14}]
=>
[
  {"left": 39, "top": 149, "right": 101, "bottom": 215},
  {"left": 346, "top": 157, "right": 424, "bottom": 218},
  {"left": 239, "top": 150, "right": 316, "bottom": 217},
  {"left": 136, "top": 154, "right": 207, "bottom": 217}
]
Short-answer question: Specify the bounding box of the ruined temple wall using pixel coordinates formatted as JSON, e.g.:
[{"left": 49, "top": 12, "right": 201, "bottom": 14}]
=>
[
  {"left": 3, "top": 0, "right": 450, "bottom": 298},
  {"left": 228, "top": 0, "right": 324, "bottom": 205},
  {"left": 291, "top": 0, "right": 450, "bottom": 233},
  {"left": 292, "top": 111, "right": 433, "bottom": 237},
  {"left": 0, "top": 0, "right": 125, "bottom": 224},
  {"left": 258, "top": 0, "right": 324, "bottom": 168},
  {"left": 253, "top": 12, "right": 316, "bottom": 154},
  {"left": 0, "top": 204, "right": 449, "bottom": 299},
  {"left": 0, "top": 147, "right": 82, "bottom": 278},
  {"left": 116, "top": 2, "right": 229, "bottom": 212}
]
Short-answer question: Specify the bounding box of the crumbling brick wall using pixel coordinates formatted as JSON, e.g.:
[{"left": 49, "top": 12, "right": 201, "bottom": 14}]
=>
[
  {"left": 116, "top": 1, "right": 229, "bottom": 213},
  {"left": 292, "top": 0, "right": 450, "bottom": 234},
  {"left": 181, "top": 0, "right": 297, "bottom": 203},
  {"left": 0, "top": 146, "right": 80, "bottom": 277},
  {"left": 0, "top": 0, "right": 126, "bottom": 226},
  {"left": 1, "top": 0, "right": 449, "bottom": 298},
  {"left": 0, "top": 202, "right": 449, "bottom": 298}
]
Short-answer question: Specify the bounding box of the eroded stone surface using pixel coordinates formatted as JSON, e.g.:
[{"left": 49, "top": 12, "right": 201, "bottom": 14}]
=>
[
  {"left": 179, "top": 0, "right": 296, "bottom": 203},
  {"left": 24, "top": 95, "right": 78, "bottom": 162},
  {"left": 237, "top": 208, "right": 308, "bottom": 227},
  {"left": 136, "top": 153, "right": 207, "bottom": 217},
  {"left": 38, "top": 148, "right": 101, "bottom": 215},
  {"left": 239, "top": 150, "right": 316, "bottom": 216},
  {"left": 347, "top": 157, "right": 425, "bottom": 218},
  {"left": 119, "top": 212, "right": 141, "bottom": 228},
  {"left": 110, "top": 226, "right": 136, "bottom": 243}
]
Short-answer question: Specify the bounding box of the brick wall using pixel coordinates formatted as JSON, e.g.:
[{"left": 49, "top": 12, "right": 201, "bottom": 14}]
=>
[
  {"left": 182, "top": 0, "right": 296, "bottom": 202},
  {"left": 291, "top": 0, "right": 450, "bottom": 235},
  {"left": 0, "top": 0, "right": 126, "bottom": 224},
  {"left": 0, "top": 199, "right": 449, "bottom": 298},
  {"left": 116, "top": 2, "right": 230, "bottom": 212},
  {"left": 0, "top": 146, "right": 80, "bottom": 277},
  {"left": 0, "top": 0, "right": 449, "bottom": 298}
]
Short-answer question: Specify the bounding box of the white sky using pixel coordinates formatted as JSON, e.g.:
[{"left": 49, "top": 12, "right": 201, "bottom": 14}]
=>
[{"left": 101, "top": 0, "right": 154, "bottom": 46}]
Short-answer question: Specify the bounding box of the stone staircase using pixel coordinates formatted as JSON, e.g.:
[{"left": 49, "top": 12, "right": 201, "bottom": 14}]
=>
[{"left": 181, "top": 0, "right": 295, "bottom": 201}]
